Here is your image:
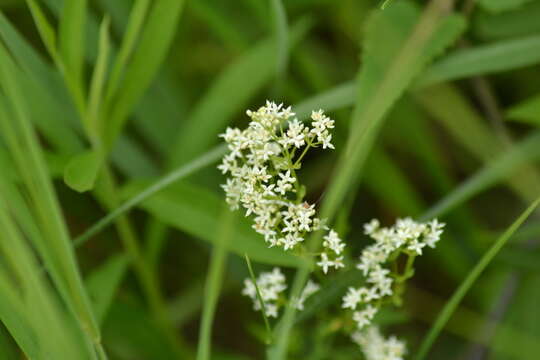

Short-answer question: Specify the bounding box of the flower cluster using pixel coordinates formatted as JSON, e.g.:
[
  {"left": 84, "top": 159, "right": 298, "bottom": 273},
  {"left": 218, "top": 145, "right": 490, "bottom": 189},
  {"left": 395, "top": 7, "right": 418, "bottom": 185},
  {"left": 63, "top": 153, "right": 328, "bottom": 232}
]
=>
[
  {"left": 342, "top": 218, "right": 444, "bottom": 330},
  {"left": 316, "top": 229, "right": 346, "bottom": 274},
  {"left": 352, "top": 326, "right": 406, "bottom": 360},
  {"left": 242, "top": 268, "right": 287, "bottom": 318},
  {"left": 242, "top": 268, "right": 319, "bottom": 318},
  {"left": 219, "top": 101, "right": 344, "bottom": 273}
]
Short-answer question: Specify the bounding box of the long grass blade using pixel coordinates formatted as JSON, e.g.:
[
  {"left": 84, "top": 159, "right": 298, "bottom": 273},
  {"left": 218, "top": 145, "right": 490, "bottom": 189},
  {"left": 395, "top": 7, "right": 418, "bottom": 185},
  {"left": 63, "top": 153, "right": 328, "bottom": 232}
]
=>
[
  {"left": 105, "top": 0, "right": 185, "bottom": 148},
  {"left": 414, "top": 197, "right": 540, "bottom": 360},
  {"left": 58, "top": 0, "right": 87, "bottom": 105},
  {"left": 74, "top": 145, "right": 226, "bottom": 247},
  {"left": 270, "top": 2, "right": 465, "bottom": 358}
]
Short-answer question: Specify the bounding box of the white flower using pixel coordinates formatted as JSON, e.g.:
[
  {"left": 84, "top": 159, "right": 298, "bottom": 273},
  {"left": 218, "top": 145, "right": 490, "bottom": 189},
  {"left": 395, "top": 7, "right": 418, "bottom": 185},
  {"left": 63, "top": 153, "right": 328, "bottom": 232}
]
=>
[
  {"left": 266, "top": 303, "right": 278, "bottom": 318},
  {"left": 342, "top": 287, "right": 368, "bottom": 310},
  {"left": 352, "top": 326, "right": 407, "bottom": 360},
  {"left": 407, "top": 239, "right": 425, "bottom": 255},
  {"left": 317, "top": 253, "right": 333, "bottom": 274},
  {"left": 364, "top": 219, "right": 380, "bottom": 235},
  {"left": 323, "top": 229, "right": 345, "bottom": 255},
  {"left": 294, "top": 280, "right": 320, "bottom": 310},
  {"left": 352, "top": 304, "right": 378, "bottom": 329},
  {"left": 219, "top": 101, "right": 339, "bottom": 253},
  {"left": 242, "top": 267, "right": 287, "bottom": 318}
]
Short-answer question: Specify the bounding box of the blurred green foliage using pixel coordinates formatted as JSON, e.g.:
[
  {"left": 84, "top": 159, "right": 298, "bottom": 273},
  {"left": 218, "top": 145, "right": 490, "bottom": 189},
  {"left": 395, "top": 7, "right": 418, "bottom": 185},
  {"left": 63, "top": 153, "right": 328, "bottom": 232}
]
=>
[{"left": 0, "top": 0, "right": 540, "bottom": 359}]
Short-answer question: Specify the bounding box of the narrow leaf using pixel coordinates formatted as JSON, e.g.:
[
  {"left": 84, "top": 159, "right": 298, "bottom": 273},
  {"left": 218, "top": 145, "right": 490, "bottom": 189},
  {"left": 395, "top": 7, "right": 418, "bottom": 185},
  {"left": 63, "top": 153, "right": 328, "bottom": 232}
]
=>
[
  {"left": 415, "top": 197, "right": 540, "bottom": 360},
  {"left": 105, "top": 0, "right": 186, "bottom": 148},
  {"left": 418, "top": 35, "right": 540, "bottom": 88}
]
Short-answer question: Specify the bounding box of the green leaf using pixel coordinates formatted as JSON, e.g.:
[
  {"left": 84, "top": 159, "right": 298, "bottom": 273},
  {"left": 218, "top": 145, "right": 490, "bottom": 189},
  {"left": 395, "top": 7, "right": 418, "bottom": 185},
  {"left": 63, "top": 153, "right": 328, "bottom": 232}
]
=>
[
  {"left": 121, "top": 181, "right": 302, "bottom": 267},
  {"left": 474, "top": 1, "right": 540, "bottom": 40},
  {"left": 478, "top": 0, "right": 534, "bottom": 13},
  {"left": 58, "top": 0, "right": 86, "bottom": 96},
  {"left": 417, "top": 35, "right": 540, "bottom": 88},
  {"left": 415, "top": 197, "right": 540, "bottom": 360},
  {"left": 105, "top": 0, "right": 151, "bottom": 102},
  {"left": 319, "top": 1, "right": 465, "bottom": 229},
  {"left": 25, "top": 0, "right": 58, "bottom": 63},
  {"left": 64, "top": 150, "right": 102, "bottom": 193},
  {"left": 86, "top": 16, "right": 111, "bottom": 141},
  {"left": 507, "top": 92, "right": 540, "bottom": 125},
  {"left": 85, "top": 254, "right": 128, "bottom": 324},
  {"left": 0, "top": 43, "right": 101, "bottom": 349},
  {"left": 105, "top": 0, "right": 186, "bottom": 148}
]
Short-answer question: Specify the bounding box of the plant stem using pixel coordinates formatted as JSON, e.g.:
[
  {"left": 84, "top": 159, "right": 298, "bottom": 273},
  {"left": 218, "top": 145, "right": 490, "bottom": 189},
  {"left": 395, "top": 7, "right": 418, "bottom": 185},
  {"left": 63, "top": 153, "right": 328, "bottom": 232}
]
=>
[
  {"left": 245, "top": 253, "right": 274, "bottom": 345},
  {"left": 197, "top": 208, "right": 235, "bottom": 360}
]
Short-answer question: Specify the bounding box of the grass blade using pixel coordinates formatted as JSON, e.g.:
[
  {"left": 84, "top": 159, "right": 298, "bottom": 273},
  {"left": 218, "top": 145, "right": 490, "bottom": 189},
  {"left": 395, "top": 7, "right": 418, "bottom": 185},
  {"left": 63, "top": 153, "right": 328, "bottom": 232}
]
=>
[
  {"left": 24, "top": 0, "right": 59, "bottom": 64},
  {"left": 417, "top": 35, "right": 540, "bottom": 88},
  {"left": 74, "top": 145, "right": 226, "bottom": 247},
  {"left": 105, "top": 0, "right": 186, "bottom": 148},
  {"left": 414, "top": 197, "right": 540, "bottom": 360},
  {"left": 86, "top": 16, "right": 111, "bottom": 141},
  {"left": 0, "top": 42, "right": 102, "bottom": 354},
  {"left": 105, "top": 0, "right": 151, "bottom": 102},
  {"left": 270, "top": 2, "right": 465, "bottom": 358},
  {"left": 58, "top": 0, "right": 87, "bottom": 103}
]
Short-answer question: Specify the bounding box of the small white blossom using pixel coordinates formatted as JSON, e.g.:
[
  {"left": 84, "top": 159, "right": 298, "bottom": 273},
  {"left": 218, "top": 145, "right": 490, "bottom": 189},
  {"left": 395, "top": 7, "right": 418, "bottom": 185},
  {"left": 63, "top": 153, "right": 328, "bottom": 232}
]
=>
[
  {"left": 353, "top": 304, "right": 378, "bottom": 329},
  {"left": 352, "top": 326, "right": 407, "bottom": 360},
  {"left": 294, "top": 280, "right": 320, "bottom": 310},
  {"left": 323, "top": 229, "right": 345, "bottom": 255},
  {"left": 242, "top": 268, "right": 287, "bottom": 318},
  {"left": 317, "top": 253, "right": 333, "bottom": 274},
  {"left": 342, "top": 287, "right": 368, "bottom": 310},
  {"left": 219, "top": 102, "right": 340, "bottom": 254}
]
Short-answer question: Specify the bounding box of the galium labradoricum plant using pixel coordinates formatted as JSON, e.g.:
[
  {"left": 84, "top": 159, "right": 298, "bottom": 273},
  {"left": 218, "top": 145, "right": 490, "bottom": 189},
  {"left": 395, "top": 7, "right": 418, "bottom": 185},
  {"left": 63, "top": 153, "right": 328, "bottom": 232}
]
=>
[
  {"left": 219, "top": 101, "right": 345, "bottom": 274},
  {"left": 218, "top": 101, "right": 445, "bottom": 359}
]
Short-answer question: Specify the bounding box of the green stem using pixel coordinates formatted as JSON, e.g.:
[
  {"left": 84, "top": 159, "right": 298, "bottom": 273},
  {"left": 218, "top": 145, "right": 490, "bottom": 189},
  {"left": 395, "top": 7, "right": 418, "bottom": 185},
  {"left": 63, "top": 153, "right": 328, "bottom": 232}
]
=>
[
  {"left": 245, "top": 254, "right": 274, "bottom": 344},
  {"left": 197, "top": 208, "right": 235, "bottom": 360}
]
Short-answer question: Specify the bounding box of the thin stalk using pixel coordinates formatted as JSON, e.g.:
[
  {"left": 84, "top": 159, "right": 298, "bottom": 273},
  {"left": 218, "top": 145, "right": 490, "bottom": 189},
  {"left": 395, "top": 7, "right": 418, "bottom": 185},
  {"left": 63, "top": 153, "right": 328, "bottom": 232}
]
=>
[
  {"left": 414, "top": 198, "right": 540, "bottom": 360},
  {"left": 196, "top": 208, "right": 235, "bottom": 360},
  {"left": 245, "top": 254, "right": 274, "bottom": 344},
  {"left": 74, "top": 145, "right": 226, "bottom": 247}
]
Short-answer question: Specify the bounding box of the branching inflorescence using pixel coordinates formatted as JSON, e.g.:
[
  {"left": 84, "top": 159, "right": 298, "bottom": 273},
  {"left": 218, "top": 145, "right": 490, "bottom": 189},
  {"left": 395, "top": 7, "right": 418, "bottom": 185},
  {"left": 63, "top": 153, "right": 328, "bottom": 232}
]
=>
[
  {"left": 219, "top": 101, "right": 344, "bottom": 273},
  {"left": 218, "top": 101, "right": 445, "bottom": 359}
]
